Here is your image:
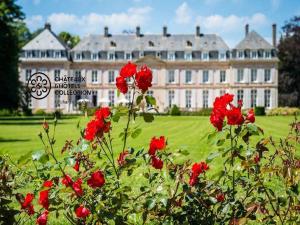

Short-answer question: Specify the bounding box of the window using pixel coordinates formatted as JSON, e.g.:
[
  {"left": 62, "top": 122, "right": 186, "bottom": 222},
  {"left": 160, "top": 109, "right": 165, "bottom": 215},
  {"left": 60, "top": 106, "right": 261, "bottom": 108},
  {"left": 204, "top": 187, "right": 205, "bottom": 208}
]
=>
[
  {"left": 265, "top": 51, "right": 271, "bottom": 58},
  {"left": 237, "top": 69, "right": 244, "bottom": 82},
  {"left": 92, "top": 70, "right": 98, "bottom": 83},
  {"left": 185, "top": 90, "right": 192, "bottom": 108},
  {"left": 41, "top": 51, "right": 46, "bottom": 58},
  {"left": 55, "top": 92, "right": 60, "bottom": 108},
  {"left": 264, "top": 89, "right": 271, "bottom": 107},
  {"left": 203, "top": 53, "right": 208, "bottom": 60},
  {"left": 126, "top": 53, "right": 131, "bottom": 60},
  {"left": 168, "top": 90, "right": 175, "bottom": 107},
  {"left": 264, "top": 69, "right": 271, "bottom": 82},
  {"left": 108, "top": 71, "right": 115, "bottom": 83},
  {"left": 74, "top": 70, "right": 81, "bottom": 83},
  {"left": 203, "top": 90, "right": 209, "bottom": 108},
  {"left": 220, "top": 71, "right": 226, "bottom": 83},
  {"left": 108, "top": 53, "right": 115, "bottom": 60},
  {"left": 168, "top": 70, "right": 175, "bottom": 83},
  {"left": 92, "top": 91, "right": 97, "bottom": 107},
  {"left": 237, "top": 90, "right": 244, "bottom": 103},
  {"left": 203, "top": 70, "right": 209, "bottom": 83},
  {"left": 185, "top": 53, "right": 192, "bottom": 61},
  {"left": 75, "top": 53, "right": 81, "bottom": 60},
  {"left": 92, "top": 53, "right": 98, "bottom": 60},
  {"left": 252, "top": 51, "right": 257, "bottom": 58},
  {"left": 250, "top": 89, "right": 257, "bottom": 108},
  {"left": 238, "top": 51, "right": 244, "bottom": 58},
  {"left": 251, "top": 69, "right": 257, "bottom": 82},
  {"left": 185, "top": 71, "right": 192, "bottom": 83},
  {"left": 147, "top": 90, "right": 154, "bottom": 108},
  {"left": 108, "top": 90, "right": 115, "bottom": 106},
  {"left": 25, "top": 69, "right": 31, "bottom": 81},
  {"left": 168, "top": 52, "right": 175, "bottom": 61},
  {"left": 54, "top": 70, "right": 60, "bottom": 81}
]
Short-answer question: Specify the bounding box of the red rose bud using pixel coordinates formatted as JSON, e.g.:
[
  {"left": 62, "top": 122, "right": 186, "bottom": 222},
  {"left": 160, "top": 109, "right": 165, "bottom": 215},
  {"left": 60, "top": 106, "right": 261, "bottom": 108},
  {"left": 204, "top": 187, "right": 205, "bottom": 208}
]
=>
[
  {"left": 42, "top": 121, "right": 49, "bottom": 132},
  {"left": 72, "top": 178, "right": 83, "bottom": 196},
  {"left": 246, "top": 109, "right": 255, "bottom": 123},
  {"left": 151, "top": 156, "right": 163, "bottom": 169},
  {"left": 116, "top": 76, "right": 128, "bottom": 94},
  {"left": 117, "top": 150, "right": 129, "bottom": 166},
  {"left": 36, "top": 210, "right": 49, "bottom": 225},
  {"left": 254, "top": 154, "right": 260, "bottom": 164},
  {"left": 73, "top": 160, "right": 80, "bottom": 172},
  {"left": 43, "top": 180, "right": 53, "bottom": 188},
  {"left": 75, "top": 205, "right": 90, "bottom": 218},
  {"left": 61, "top": 174, "right": 73, "bottom": 187},
  {"left": 216, "top": 193, "right": 225, "bottom": 202},
  {"left": 20, "top": 193, "right": 35, "bottom": 215},
  {"left": 87, "top": 170, "right": 105, "bottom": 189},
  {"left": 39, "top": 190, "right": 49, "bottom": 209},
  {"left": 189, "top": 162, "right": 209, "bottom": 186},
  {"left": 120, "top": 62, "right": 137, "bottom": 78}
]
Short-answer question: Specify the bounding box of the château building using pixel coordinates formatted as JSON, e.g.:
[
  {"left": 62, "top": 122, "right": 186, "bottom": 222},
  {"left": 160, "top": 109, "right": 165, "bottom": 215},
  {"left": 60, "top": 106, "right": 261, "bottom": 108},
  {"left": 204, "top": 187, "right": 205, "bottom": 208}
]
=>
[{"left": 19, "top": 23, "right": 278, "bottom": 113}]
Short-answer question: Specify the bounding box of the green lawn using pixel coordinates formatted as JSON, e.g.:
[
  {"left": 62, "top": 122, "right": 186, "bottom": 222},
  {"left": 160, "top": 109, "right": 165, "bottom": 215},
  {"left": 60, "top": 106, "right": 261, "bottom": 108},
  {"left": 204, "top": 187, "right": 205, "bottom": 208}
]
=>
[{"left": 0, "top": 115, "right": 295, "bottom": 168}]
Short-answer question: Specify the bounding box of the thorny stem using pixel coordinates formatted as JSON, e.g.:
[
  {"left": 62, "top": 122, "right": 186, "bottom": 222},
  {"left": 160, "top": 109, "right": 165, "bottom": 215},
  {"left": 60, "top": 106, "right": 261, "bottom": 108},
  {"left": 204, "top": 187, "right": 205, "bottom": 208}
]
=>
[{"left": 229, "top": 126, "right": 236, "bottom": 220}]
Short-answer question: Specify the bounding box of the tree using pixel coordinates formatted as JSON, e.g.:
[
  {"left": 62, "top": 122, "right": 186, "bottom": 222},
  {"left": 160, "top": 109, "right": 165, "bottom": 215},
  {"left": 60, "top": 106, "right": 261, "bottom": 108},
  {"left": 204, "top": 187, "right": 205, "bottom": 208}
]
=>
[
  {"left": 278, "top": 16, "right": 300, "bottom": 107},
  {"left": 59, "top": 31, "right": 80, "bottom": 48},
  {"left": 0, "top": 0, "right": 24, "bottom": 110}
]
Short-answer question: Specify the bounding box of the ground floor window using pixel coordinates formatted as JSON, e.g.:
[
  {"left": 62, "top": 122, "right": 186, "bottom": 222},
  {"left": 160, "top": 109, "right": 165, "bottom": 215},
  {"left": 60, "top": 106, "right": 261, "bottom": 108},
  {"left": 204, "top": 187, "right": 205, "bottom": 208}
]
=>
[
  {"left": 237, "top": 89, "right": 244, "bottom": 103},
  {"left": 168, "top": 90, "right": 175, "bottom": 107},
  {"left": 55, "top": 92, "right": 60, "bottom": 108},
  {"left": 92, "top": 91, "right": 97, "bottom": 107},
  {"left": 250, "top": 89, "right": 257, "bottom": 108},
  {"left": 264, "top": 89, "right": 271, "bottom": 108},
  {"left": 185, "top": 90, "right": 192, "bottom": 108},
  {"left": 203, "top": 90, "right": 208, "bottom": 108},
  {"left": 108, "top": 90, "right": 115, "bottom": 106}
]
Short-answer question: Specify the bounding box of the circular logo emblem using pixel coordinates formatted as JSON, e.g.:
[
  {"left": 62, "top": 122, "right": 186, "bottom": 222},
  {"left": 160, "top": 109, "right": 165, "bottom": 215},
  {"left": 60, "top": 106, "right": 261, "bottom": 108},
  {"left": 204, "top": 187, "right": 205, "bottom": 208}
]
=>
[{"left": 27, "top": 72, "right": 51, "bottom": 100}]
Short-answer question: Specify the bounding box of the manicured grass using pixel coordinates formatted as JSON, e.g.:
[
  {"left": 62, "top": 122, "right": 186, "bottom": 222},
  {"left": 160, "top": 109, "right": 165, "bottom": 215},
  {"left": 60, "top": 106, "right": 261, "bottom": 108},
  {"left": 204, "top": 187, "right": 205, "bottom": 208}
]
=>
[{"left": 0, "top": 115, "right": 295, "bottom": 167}]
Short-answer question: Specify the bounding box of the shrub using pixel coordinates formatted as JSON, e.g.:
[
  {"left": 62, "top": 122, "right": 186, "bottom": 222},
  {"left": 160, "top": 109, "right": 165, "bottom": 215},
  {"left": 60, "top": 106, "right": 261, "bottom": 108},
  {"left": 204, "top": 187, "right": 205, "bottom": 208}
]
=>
[
  {"left": 170, "top": 104, "right": 181, "bottom": 116},
  {"left": 266, "top": 107, "right": 300, "bottom": 116},
  {"left": 181, "top": 108, "right": 213, "bottom": 116},
  {"left": 53, "top": 110, "right": 62, "bottom": 119},
  {"left": 0, "top": 109, "right": 11, "bottom": 116},
  {"left": 34, "top": 109, "right": 46, "bottom": 116},
  {"left": 254, "top": 106, "right": 265, "bottom": 115},
  {"left": 6, "top": 63, "right": 300, "bottom": 225}
]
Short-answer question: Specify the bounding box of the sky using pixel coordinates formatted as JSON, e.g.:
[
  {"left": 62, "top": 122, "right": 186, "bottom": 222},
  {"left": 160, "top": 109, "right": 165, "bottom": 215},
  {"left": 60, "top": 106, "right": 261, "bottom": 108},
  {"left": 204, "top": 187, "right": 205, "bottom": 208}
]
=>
[{"left": 18, "top": 0, "right": 300, "bottom": 47}]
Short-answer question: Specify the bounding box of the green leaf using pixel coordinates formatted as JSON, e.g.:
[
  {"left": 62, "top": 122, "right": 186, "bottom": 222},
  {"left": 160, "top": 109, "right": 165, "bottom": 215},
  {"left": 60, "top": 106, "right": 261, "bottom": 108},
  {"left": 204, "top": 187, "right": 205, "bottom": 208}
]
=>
[
  {"left": 32, "top": 151, "right": 49, "bottom": 163},
  {"left": 131, "top": 128, "right": 142, "bottom": 139},
  {"left": 206, "top": 152, "right": 220, "bottom": 163},
  {"left": 136, "top": 95, "right": 143, "bottom": 105},
  {"left": 145, "top": 198, "right": 156, "bottom": 210},
  {"left": 160, "top": 198, "right": 168, "bottom": 207},
  {"left": 178, "top": 149, "right": 190, "bottom": 156},
  {"left": 112, "top": 112, "right": 121, "bottom": 122},
  {"left": 143, "top": 113, "right": 154, "bottom": 123},
  {"left": 145, "top": 95, "right": 156, "bottom": 106}
]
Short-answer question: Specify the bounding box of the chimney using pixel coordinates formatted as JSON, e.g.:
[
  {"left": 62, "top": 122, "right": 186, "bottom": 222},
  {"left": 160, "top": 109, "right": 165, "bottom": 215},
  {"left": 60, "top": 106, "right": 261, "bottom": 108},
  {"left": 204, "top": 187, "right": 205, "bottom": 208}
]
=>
[
  {"left": 44, "top": 23, "right": 51, "bottom": 30},
  {"left": 163, "top": 26, "right": 168, "bottom": 37},
  {"left": 136, "top": 26, "right": 141, "bottom": 37},
  {"left": 104, "top": 26, "right": 109, "bottom": 37},
  {"left": 245, "top": 24, "right": 249, "bottom": 36},
  {"left": 196, "top": 26, "right": 200, "bottom": 37},
  {"left": 272, "top": 24, "right": 277, "bottom": 47}
]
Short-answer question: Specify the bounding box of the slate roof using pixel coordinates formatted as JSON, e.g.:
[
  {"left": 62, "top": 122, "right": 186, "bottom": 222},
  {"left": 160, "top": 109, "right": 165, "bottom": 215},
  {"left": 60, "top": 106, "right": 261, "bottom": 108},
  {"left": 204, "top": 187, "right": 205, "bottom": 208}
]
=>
[
  {"left": 234, "top": 31, "right": 274, "bottom": 50},
  {"left": 71, "top": 34, "right": 230, "bottom": 52},
  {"left": 22, "top": 28, "right": 68, "bottom": 51}
]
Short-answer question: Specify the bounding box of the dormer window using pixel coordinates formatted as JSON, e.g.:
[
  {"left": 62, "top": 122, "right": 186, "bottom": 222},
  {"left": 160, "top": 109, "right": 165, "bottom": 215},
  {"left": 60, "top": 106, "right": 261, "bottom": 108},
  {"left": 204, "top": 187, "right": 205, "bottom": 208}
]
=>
[
  {"left": 149, "top": 41, "right": 154, "bottom": 47},
  {"left": 110, "top": 41, "right": 116, "bottom": 47},
  {"left": 186, "top": 40, "right": 192, "bottom": 47}
]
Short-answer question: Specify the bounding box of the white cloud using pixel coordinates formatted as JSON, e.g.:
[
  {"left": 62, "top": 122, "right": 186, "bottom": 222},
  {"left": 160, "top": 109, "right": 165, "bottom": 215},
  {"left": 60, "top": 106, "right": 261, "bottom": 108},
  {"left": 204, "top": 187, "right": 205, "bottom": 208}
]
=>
[
  {"left": 175, "top": 2, "right": 192, "bottom": 25},
  {"left": 25, "top": 15, "right": 43, "bottom": 30},
  {"left": 26, "top": 6, "right": 152, "bottom": 35},
  {"left": 195, "top": 13, "right": 268, "bottom": 34}
]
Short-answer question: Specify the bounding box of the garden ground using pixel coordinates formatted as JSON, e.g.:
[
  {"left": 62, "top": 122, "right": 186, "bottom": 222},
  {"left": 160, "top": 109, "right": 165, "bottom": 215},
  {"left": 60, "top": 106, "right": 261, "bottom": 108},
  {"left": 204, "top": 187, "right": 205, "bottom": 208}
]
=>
[{"left": 0, "top": 115, "right": 295, "bottom": 171}]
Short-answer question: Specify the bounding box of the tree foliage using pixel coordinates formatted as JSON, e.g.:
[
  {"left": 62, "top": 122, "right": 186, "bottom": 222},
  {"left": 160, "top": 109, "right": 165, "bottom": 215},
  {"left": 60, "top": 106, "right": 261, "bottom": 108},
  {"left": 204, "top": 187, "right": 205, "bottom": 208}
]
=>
[
  {"left": 278, "top": 16, "right": 300, "bottom": 107},
  {"left": 59, "top": 31, "right": 80, "bottom": 48}
]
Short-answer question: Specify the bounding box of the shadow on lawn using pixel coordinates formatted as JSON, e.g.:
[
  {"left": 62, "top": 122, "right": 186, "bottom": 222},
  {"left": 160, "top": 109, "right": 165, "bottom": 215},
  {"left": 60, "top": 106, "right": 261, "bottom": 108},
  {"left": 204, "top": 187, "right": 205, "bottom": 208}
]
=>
[
  {"left": 0, "top": 137, "right": 30, "bottom": 142},
  {"left": 0, "top": 121, "right": 69, "bottom": 125}
]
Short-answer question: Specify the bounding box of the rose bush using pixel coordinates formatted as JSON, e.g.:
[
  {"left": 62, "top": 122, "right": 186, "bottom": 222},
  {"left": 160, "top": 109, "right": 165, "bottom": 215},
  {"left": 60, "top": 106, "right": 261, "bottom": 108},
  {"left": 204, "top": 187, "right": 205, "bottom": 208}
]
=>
[{"left": 1, "top": 62, "right": 300, "bottom": 224}]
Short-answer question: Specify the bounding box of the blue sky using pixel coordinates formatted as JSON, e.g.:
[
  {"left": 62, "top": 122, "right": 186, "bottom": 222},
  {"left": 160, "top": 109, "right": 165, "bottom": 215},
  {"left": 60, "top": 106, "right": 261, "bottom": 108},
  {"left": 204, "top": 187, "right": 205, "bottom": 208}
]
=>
[{"left": 18, "top": 0, "right": 300, "bottom": 47}]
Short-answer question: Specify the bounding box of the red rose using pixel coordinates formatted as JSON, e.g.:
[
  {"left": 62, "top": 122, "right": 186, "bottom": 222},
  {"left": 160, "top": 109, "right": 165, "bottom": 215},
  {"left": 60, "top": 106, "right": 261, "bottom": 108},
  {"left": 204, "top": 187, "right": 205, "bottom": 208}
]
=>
[
  {"left": 39, "top": 190, "right": 49, "bottom": 209},
  {"left": 42, "top": 121, "right": 49, "bottom": 131},
  {"left": 216, "top": 193, "right": 225, "bottom": 202},
  {"left": 20, "top": 193, "right": 35, "bottom": 215},
  {"left": 227, "top": 106, "right": 244, "bottom": 126},
  {"left": 84, "top": 119, "right": 99, "bottom": 141},
  {"left": 87, "top": 170, "right": 105, "bottom": 189},
  {"left": 117, "top": 150, "right": 129, "bottom": 166},
  {"left": 62, "top": 174, "right": 73, "bottom": 187},
  {"left": 135, "top": 65, "right": 152, "bottom": 93},
  {"left": 189, "top": 162, "right": 209, "bottom": 186},
  {"left": 95, "top": 107, "right": 111, "bottom": 120},
  {"left": 151, "top": 156, "right": 163, "bottom": 169},
  {"left": 210, "top": 111, "right": 224, "bottom": 131},
  {"left": 148, "top": 136, "right": 166, "bottom": 155},
  {"left": 43, "top": 180, "right": 53, "bottom": 188},
  {"left": 72, "top": 178, "right": 83, "bottom": 196},
  {"left": 120, "top": 62, "right": 137, "bottom": 78},
  {"left": 254, "top": 154, "right": 260, "bottom": 164},
  {"left": 36, "top": 210, "right": 49, "bottom": 225},
  {"left": 73, "top": 160, "right": 80, "bottom": 172},
  {"left": 116, "top": 76, "right": 128, "bottom": 94},
  {"left": 246, "top": 109, "right": 255, "bottom": 123},
  {"left": 75, "top": 205, "right": 90, "bottom": 218}
]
